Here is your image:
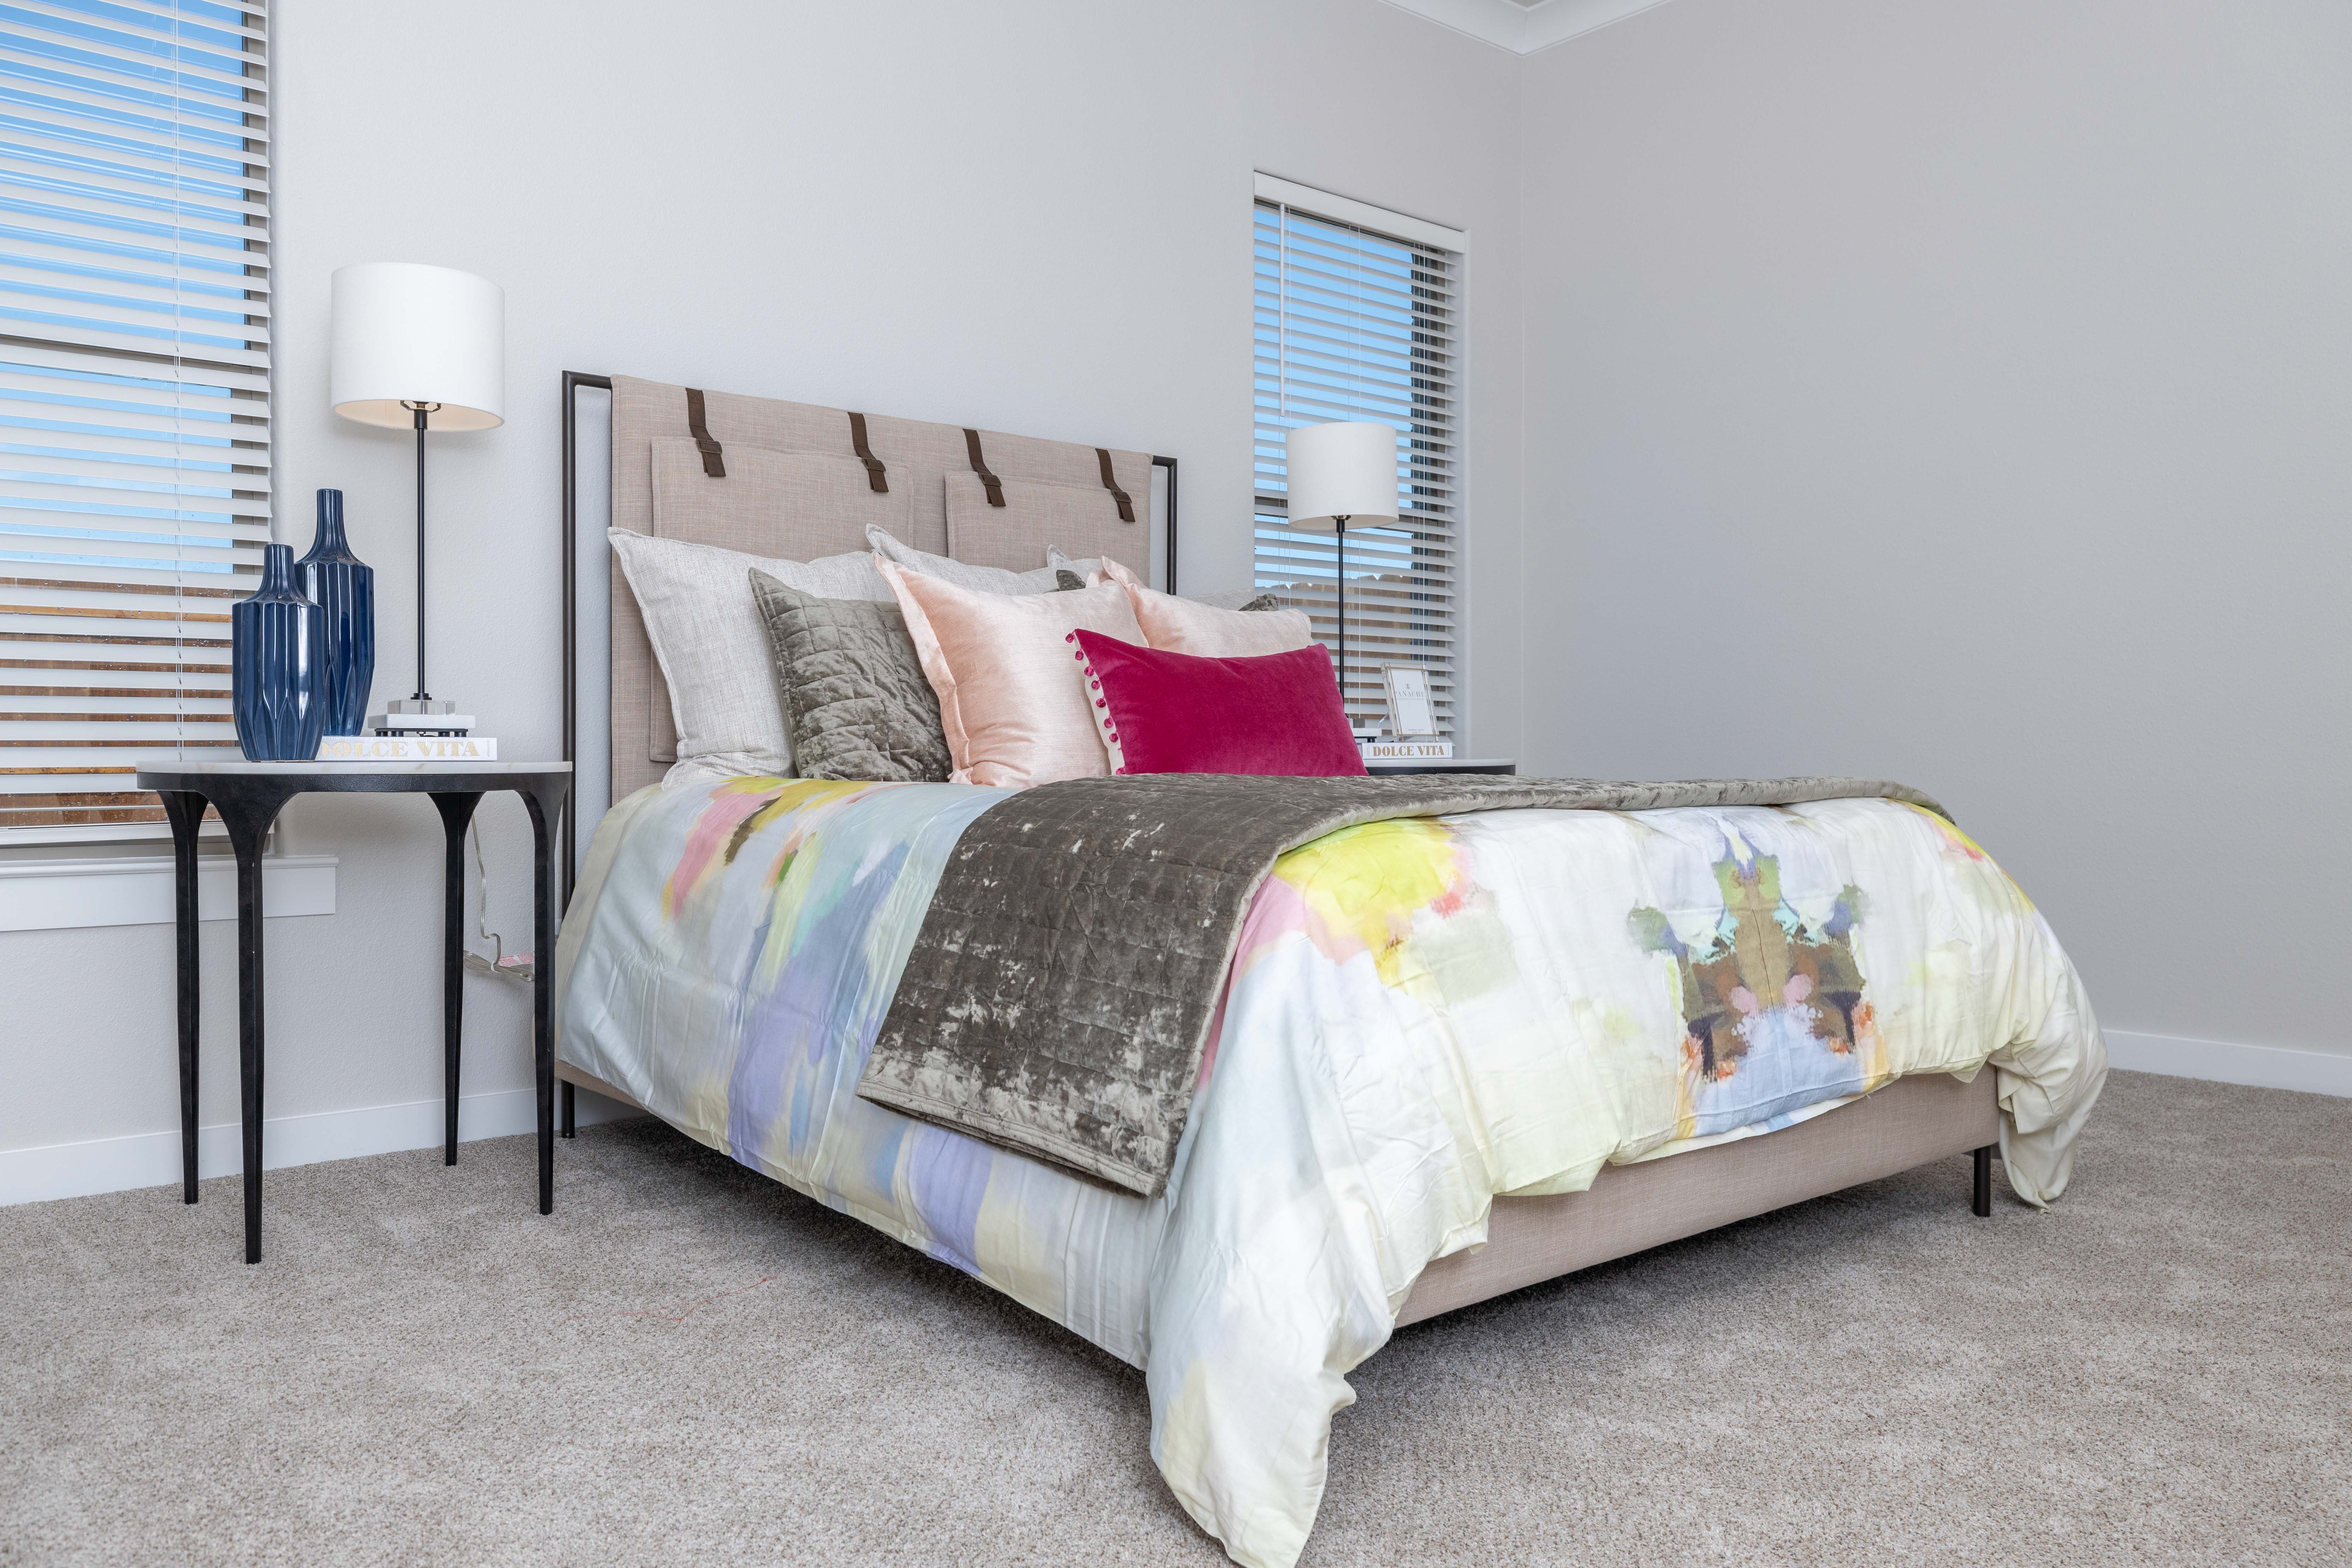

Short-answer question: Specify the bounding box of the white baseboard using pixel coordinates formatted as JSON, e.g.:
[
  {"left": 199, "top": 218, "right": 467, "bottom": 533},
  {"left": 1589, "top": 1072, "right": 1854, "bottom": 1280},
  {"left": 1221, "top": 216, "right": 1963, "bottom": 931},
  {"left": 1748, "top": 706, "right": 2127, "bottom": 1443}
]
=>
[
  {"left": 0, "top": 1084, "right": 643, "bottom": 1207},
  {"left": 2106, "top": 1030, "right": 2352, "bottom": 1098},
  {"left": 9, "top": 1031, "right": 2337, "bottom": 1208}
]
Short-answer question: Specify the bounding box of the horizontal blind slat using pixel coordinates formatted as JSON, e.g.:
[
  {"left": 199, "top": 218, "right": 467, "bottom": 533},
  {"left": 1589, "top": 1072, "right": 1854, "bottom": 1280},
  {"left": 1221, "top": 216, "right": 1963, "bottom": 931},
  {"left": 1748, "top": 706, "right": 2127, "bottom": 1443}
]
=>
[
  {"left": 0, "top": 341, "right": 267, "bottom": 391},
  {"left": 0, "top": 1, "right": 262, "bottom": 66},
  {"left": 6, "top": 0, "right": 262, "bottom": 49},
  {"left": 0, "top": 27, "right": 262, "bottom": 104}
]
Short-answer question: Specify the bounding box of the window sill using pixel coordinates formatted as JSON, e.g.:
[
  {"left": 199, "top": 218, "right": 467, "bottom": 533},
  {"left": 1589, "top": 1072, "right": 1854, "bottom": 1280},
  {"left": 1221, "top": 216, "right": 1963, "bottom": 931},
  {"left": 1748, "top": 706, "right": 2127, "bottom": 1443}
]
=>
[
  {"left": 0, "top": 820, "right": 226, "bottom": 849},
  {"left": 0, "top": 854, "right": 338, "bottom": 934}
]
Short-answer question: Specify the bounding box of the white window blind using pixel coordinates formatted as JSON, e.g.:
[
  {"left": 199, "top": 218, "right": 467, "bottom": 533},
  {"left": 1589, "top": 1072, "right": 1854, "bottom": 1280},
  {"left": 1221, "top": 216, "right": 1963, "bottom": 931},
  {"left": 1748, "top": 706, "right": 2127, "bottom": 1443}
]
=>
[
  {"left": 0, "top": 0, "right": 268, "bottom": 840},
  {"left": 1253, "top": 180, "right": 1462, "bottom": 736}
]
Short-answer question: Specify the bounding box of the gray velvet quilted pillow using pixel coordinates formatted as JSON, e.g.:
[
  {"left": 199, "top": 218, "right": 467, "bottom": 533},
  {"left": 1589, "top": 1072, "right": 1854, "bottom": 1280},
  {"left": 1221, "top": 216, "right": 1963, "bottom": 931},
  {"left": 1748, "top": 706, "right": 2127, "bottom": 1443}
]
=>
[{"left": 748, "top": 568, "right": 951, "bottom": 783}]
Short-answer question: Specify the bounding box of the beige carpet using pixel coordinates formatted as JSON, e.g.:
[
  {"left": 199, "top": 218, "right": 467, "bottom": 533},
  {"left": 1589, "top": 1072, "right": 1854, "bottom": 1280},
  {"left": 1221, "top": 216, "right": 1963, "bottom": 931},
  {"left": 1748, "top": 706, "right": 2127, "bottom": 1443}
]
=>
[{"left": 3, "top": 1069, "right": 2347, "bottom": 1567}]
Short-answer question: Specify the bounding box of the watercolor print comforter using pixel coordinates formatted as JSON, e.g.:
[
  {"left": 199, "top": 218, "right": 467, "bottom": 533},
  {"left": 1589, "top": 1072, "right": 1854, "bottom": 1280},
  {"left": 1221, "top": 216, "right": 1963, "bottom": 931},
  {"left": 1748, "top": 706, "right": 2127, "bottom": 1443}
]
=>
[{"left": 554, "top": 777, "right": 2106, "bottom": 1568}]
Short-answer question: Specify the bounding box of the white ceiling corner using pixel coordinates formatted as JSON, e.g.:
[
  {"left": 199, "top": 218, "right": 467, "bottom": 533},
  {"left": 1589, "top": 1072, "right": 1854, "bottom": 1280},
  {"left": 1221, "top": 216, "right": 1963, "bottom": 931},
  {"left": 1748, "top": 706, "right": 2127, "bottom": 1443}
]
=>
[{"left": 1374, "top": 0, "right": 1678, "bottom": 55}]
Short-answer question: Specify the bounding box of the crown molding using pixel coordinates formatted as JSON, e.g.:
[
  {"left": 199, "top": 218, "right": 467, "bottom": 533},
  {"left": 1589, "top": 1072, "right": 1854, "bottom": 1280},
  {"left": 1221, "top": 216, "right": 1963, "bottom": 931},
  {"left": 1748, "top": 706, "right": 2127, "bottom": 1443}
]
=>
[
  {"left": 1370, "top": 0, "right": 1524, "bottom": 51},
  {"left": 1521, "top": 0, "right": 1677, "bottom": 52},
  {"left": 1374, "top": 0, "right": 1677, "bottom": 55}
]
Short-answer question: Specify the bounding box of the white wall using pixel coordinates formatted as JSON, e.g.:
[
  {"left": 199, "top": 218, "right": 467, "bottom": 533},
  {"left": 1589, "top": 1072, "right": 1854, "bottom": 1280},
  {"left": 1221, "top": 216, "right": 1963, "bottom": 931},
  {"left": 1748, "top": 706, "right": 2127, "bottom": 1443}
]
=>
[
  {"left": 13, "top": 0, "right": 2344, "bottom": 1190},
  {"left": 1517, "top": 0, "right": 2352, "bottom": 1062},
  {"left": 0, "top": 1, "right": 1527, "bottom": 1166}
]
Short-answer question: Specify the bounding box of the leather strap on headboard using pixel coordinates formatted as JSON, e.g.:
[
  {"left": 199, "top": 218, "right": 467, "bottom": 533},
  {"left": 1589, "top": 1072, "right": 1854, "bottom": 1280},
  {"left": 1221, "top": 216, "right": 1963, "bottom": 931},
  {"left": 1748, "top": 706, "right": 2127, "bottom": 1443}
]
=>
[
  {"left": 1095, "top": 446, "right": 1135, "bottom": 523},
  {"left": 848, "top": 411, "right": 888, "bottom": 493},
  {"left": 963, "top": 427, "right": 1006, "bottom": 507},
  {"left": 685, "top": 387, "right": 726, "bottom": 478}
]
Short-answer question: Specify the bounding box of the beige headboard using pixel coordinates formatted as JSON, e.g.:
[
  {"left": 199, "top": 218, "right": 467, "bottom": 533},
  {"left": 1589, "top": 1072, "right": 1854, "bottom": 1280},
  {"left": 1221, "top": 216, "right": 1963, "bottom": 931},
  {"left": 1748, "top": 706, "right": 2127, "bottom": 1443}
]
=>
[{"left": 605, "top": 374, "right": 1157, "bottom": 803}]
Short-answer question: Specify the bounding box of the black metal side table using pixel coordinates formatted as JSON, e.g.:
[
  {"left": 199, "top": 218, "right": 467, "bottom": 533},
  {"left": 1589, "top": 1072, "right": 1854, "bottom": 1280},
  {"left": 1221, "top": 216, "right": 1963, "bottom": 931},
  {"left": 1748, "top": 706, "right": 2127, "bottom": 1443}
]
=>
[{"left": 134, "top": 760, "right": 572, "bottom": 1264}]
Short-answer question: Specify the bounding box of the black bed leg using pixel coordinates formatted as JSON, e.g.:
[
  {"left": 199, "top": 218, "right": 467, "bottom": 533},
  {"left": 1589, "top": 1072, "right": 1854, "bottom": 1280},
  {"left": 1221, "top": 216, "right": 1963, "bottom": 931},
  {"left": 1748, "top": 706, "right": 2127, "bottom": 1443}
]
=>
[
  {"left": 561, "top": 1079, "right": 576, "bottom": 1139},
  {"left": 1972, "top": 1144, "right": 1994, "bottom": 1217}
]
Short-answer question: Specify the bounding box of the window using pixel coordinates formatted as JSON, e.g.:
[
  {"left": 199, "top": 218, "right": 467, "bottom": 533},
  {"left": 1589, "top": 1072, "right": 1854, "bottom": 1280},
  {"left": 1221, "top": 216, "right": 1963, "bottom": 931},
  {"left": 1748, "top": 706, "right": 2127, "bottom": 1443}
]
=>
[
  {"left": 0, "top": 0, "right": 269, "bottom": 843},
  {"left": 1253, "top": 175, "right": 1463, "bottom": 737}
]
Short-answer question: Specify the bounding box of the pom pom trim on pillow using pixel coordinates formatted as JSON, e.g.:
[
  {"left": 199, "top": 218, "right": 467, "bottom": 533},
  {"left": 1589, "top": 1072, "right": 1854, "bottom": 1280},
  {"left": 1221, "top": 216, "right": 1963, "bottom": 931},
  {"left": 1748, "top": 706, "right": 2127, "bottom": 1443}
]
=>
[{"left": 1069, "top": 629, "right": 1128, "bottom": 774}]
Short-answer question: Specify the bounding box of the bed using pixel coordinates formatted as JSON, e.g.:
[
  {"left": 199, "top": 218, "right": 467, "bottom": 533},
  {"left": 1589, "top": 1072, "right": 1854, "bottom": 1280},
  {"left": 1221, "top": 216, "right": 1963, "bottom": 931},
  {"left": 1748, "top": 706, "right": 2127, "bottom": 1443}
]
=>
[{"left": 549, "top": 374, "right": 2107, "bottom": 1568}]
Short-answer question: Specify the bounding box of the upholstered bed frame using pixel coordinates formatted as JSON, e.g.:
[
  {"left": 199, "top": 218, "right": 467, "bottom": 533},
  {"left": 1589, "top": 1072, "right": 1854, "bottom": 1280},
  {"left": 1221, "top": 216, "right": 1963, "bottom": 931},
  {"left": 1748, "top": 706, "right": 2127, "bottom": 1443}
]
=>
[{"left": 554, "top": 372, "right": 2004, "bottom": 1328}]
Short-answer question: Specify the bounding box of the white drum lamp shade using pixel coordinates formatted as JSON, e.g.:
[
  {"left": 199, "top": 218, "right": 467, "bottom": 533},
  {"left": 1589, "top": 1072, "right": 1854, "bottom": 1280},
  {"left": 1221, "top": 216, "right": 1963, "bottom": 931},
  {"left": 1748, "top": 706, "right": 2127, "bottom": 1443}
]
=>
[
  {"left": 1283, "top": 421, "right": 1399, "bottom": 732},
  {"left": 1284, "top": 420, "right": 1398, "bottom": 530},
  {"left": 329, "top": 263, "right": 505, "bottom": 430},
  {"left": 328, "top": 262, "right": 505, "bottom": 712}
]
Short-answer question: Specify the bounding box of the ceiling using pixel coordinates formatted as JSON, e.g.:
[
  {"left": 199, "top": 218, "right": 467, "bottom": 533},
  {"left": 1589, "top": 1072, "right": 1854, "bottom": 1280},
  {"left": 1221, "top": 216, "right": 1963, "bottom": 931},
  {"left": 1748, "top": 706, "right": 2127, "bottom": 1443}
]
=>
[{"left": 1376, "top": 0, "right": 1677, "bottom": 54}]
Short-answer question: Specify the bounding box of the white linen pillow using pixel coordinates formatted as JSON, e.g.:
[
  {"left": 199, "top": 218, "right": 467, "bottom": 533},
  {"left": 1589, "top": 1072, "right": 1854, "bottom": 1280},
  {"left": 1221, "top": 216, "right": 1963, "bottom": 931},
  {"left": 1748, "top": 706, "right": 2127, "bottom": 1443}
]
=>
[
  {"left": 1176, "top": 585, "right": 1275, "bottom": 612},
  {"left": 609, "top": 527, "right": 891, "bottom": 779},
  {"left": 867, "top": 523, "right": 1099, "bottom": 596},
  {"left": 660, "top": 751, "right": 780, "bottom": 788},
  {"left": 1046, "top": 545, "right": 1268, "bottom": 612}
]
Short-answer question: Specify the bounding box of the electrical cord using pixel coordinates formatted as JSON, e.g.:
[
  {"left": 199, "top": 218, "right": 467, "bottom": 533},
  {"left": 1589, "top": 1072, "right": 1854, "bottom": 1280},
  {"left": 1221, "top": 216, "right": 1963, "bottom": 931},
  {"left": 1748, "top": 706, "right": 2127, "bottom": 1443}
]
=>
[{"left": 462, "top": 819, "right": 534, "bottom": 984}]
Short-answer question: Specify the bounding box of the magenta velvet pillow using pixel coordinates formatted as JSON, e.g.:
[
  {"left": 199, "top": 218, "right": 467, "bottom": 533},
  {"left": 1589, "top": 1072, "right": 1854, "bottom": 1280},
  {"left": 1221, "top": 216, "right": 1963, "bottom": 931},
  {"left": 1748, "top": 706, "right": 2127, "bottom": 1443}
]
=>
[{"left": 1070, "top": 629, "right": 1367, "bottom": 777}]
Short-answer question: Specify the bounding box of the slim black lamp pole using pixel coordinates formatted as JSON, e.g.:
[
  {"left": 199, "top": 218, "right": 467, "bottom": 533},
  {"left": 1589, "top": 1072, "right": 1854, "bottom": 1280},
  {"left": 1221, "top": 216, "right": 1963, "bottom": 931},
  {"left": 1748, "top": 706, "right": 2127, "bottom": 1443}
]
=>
[
  {"left": 1334, "top": 517, "right": 1349, "bottom": 719},
  {"left": 406, "top": 401, "right": 434, "bottom": 701}
]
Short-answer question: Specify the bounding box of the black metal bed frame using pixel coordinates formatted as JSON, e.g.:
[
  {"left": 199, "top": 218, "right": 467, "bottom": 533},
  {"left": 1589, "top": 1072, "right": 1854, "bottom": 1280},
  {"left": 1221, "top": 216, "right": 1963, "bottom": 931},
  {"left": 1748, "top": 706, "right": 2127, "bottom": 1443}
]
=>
[{"left": 558, "top": 370, "right": 605, "bottom": 909}]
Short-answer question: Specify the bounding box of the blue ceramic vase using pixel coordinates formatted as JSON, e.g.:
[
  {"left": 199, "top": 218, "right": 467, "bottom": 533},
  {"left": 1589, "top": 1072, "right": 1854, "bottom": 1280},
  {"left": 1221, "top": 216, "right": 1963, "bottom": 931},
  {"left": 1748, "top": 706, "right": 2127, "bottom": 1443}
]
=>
[
  {"left": 232, "top": 542, "right": 326, "bottom": 761},
  {"left": 295, "top": 488, "right": 374, "bottom": 736}
]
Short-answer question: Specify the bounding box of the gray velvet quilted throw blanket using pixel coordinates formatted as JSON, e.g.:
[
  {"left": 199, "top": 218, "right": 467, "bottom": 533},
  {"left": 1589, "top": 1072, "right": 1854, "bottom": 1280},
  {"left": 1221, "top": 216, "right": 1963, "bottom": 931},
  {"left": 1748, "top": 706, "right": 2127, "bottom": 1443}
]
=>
[{"left": 855, "top": 773, "right": 1947, "bottom": 1198}]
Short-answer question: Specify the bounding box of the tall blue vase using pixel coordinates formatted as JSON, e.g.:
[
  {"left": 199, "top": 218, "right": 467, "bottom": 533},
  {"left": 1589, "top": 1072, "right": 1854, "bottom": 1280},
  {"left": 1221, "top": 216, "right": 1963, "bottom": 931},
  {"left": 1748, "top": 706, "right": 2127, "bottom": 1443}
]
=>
[
  {"left": 295, "top": 488, "right": 374, "bottom": 736},
  {"left": 232, "top": 542, "right": 326, "bottom": 761}
]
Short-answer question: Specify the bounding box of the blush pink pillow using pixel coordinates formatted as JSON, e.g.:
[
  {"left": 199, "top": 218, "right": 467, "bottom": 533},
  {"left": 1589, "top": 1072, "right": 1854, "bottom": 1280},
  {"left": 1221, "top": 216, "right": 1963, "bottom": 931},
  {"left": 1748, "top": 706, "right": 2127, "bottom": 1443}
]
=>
[
  {"left": 1093, "top": 556, "right": 1315, "bottom": 657},
  {"left": 1071, "top": 629, "right": 1366, "bottom": 777},
  {"left": 876, "top": 558, "right": 1146, "bottom": 787}
]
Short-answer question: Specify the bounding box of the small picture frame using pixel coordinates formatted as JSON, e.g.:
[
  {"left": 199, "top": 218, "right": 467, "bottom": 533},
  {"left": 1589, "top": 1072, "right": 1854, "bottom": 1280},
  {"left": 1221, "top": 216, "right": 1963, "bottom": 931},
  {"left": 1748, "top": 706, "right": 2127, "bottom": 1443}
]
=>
[{"left": 1382, "top": 665, "right": 1437, "bottom": 738}]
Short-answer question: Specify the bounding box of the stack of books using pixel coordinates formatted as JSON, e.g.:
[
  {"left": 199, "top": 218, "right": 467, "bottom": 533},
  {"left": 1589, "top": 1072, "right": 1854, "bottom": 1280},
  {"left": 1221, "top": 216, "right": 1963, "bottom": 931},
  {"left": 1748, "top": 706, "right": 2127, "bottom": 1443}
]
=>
[
  {"left": 317, "top": 707, "right": 496, "bottom": 761},
  {"left": 316, "top": 733, "right": 498, "bottom": 761},
  {"left": 1361, "top": 739, "right": 1454, "bottom": 763}
]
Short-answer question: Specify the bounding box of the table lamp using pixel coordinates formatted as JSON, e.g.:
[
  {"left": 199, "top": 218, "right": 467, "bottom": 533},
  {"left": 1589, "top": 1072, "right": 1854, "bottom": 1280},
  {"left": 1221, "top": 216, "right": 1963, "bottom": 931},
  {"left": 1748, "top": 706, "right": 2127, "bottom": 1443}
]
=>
[
  {"left": 1282, "top": 420, "right": 1398, "bottom": 727},
  {"left": 329, "top": 262, "right": 504, "bottom": 736}
]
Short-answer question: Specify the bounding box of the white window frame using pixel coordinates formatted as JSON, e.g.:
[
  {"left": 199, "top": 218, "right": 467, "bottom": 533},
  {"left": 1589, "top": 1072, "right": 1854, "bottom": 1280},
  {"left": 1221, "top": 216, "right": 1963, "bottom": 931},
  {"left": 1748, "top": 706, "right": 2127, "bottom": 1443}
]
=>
[{"left": 1252, "top": 174, "right": 1468, "bottom": 741}]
